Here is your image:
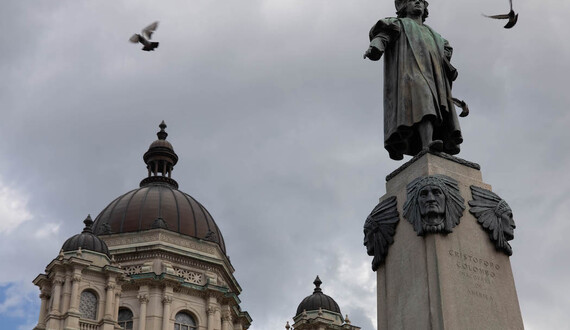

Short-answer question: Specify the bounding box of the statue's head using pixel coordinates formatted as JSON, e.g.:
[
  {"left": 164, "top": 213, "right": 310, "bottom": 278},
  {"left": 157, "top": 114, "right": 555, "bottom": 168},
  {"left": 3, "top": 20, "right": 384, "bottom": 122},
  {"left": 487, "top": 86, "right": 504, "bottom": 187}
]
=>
[
  {"left": 395, "top": 0, "right": 429, "bottom": 21},
  {"left": 418, "top": 184, "right": 446, "bottom": 231},
  {"left": 363, "top": 196, "right": 399, "bottom": 271},
  {"left": 496, "top": 200, "right": 516, "bottom": 240},
  {"left": 469, "top": 186, "right": 516, "bottom": 255},
  {"left": 403, "top": 175, "right": 465, "bottom": 236}
]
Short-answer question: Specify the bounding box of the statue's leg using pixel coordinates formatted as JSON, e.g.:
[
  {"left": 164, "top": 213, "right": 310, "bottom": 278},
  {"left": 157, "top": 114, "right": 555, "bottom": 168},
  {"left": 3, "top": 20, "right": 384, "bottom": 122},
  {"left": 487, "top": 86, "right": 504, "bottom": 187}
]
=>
[{"left": 418, "top": 118, "right": 443, "bottom": 151}]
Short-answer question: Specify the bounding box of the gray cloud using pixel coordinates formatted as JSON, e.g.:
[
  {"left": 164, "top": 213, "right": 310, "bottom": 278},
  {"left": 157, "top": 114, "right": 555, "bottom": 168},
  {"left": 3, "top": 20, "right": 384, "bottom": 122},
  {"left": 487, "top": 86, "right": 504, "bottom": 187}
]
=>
[{"left": 1, "top": 0, "right": 569, "bottom": 329}]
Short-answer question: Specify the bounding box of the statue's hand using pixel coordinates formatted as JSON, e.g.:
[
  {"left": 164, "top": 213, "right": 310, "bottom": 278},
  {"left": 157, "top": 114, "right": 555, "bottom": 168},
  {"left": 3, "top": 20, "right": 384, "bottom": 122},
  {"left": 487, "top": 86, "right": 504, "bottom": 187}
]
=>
[
  {"left": 363, "top": 47, "right": 373, "bottom": 59},
  {"left": 363, "top": 47, "right": 383, "bottom": 61}
]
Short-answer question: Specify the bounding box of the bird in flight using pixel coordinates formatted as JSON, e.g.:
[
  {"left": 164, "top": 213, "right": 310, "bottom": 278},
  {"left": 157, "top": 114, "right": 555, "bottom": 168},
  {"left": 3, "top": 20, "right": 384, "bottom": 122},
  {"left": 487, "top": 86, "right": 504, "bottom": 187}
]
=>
[
  {"left": 129, "top": 21, "right": 160, "bottom": 51},
  {"left": 483, "top": 0, "right": 518, "bottom": 29}
]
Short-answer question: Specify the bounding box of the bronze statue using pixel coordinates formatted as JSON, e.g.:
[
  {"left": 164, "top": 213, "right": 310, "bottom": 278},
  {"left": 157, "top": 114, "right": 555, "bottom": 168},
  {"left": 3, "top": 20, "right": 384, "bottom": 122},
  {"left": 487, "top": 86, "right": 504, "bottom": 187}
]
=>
[
  {"left": 364, "top": 0, "right": 466, "bottom": 160},
  {"left": 403, "top": 175, "right": 465, "bottom": 236}
]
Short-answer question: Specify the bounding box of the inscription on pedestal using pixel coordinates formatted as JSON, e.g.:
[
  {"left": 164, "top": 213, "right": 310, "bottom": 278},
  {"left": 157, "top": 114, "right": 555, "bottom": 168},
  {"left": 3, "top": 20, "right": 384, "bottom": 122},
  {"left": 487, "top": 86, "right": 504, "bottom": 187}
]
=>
[{"left": 448, "top": 249, "right": 502, "bottom": 304}]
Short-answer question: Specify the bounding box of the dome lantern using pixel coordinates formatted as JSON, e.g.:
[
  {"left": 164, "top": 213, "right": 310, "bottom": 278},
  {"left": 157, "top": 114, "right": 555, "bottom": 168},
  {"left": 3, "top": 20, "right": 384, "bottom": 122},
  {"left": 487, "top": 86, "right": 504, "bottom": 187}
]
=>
[{"left": 140, "top": 121, "right": 179, "bottom": 189}]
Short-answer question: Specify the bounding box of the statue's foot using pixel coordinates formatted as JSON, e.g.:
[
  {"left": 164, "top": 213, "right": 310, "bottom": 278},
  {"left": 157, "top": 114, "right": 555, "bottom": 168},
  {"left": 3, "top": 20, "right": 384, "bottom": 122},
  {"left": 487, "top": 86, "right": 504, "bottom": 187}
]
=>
[
  {"left": 427, "top": 140, "right": 443, "bottom": 152},
  {"left": 389, "top": 151, "right": 404, "bottom": 160}
]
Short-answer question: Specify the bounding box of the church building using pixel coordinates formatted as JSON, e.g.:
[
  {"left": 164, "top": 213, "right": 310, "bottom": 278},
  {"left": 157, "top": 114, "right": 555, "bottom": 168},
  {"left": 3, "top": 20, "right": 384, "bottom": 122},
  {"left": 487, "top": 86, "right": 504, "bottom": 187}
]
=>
[{"left": 32, "top": 122, "right": 252, "bottom": 330}]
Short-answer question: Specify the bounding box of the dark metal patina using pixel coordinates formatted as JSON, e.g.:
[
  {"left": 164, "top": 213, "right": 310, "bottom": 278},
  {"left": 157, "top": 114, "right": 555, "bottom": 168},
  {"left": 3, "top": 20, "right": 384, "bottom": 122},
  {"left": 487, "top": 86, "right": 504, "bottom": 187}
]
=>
[
  {"left": 403, "top": 174, "right": 465, "bottom": 236},
  {"left": 469, "top": 185, "right": 516, "bottom": 255},
  {"left": 363, "top": 196, "right": 400, "bottom": 271}
]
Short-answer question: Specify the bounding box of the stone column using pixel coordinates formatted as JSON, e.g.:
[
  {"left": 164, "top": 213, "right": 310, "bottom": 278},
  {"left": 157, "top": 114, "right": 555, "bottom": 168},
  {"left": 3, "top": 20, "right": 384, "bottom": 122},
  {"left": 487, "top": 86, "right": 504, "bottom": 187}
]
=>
[
  {"left": 161, "top": 295, "right": 172, "bottom": 330},
  {"left": 206, "top": 305, "right": 216, "bottom": 330},
  {"left": 221, "top": 306, "right": 232, "bottom": 330},
  {"left": 114, "top": 288, "right": 122, "bottom": 321},
  {"left": 35, "top": 291, "right": 50, "bottom": 329},
  {"left": 138, "top": 294, "right": 149, "bottom": 330},
  {"left": 50, "top": 277, "right": 64, "bottom": 315},
  {"left": 104, "top": 281, "right": 116, "bottom": 319},
  {"left": 69, "top": 273, "right": 82, "bottom": 313},
  {"left": 61, "top": 273, "right": 72, "bottom": 312}
]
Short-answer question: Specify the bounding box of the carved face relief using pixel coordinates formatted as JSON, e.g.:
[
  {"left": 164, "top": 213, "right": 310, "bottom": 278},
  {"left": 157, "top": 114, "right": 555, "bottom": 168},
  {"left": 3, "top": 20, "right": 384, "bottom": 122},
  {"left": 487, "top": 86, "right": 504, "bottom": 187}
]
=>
[
  {"left": 363, "top": 196, "right": 400, "bottom": 271},
  {"left": 500, "top": 210, "right": 516, "bottom": 240},
  {"left": 403, "top": 175, "right": 465, "bottom": 236},
  {"left": 418, "top": 185, "right": 446, "bottom": 230},
  {"left": 469, "top": 186, "right": 516, "bottom": 255}
]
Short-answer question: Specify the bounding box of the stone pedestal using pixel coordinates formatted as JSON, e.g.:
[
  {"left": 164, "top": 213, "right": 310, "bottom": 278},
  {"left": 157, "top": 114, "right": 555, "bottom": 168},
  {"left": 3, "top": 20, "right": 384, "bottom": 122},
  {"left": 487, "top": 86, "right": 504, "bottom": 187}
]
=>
[{"left": 377, "top": 152, "right": 524, "bottom": 330}]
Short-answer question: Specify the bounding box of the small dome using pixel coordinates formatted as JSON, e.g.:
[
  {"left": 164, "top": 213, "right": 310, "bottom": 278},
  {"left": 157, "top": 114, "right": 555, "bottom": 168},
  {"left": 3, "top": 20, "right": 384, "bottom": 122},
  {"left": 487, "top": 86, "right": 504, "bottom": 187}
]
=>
[
  {"left": 62, "top": 215, "right": 110, "bottom": 257},
  {"left": 296, "top": 276, "right": 341, "bottom": 316},
  {"left": 91, "top": 122, "right": 226, "bottom": 254}
]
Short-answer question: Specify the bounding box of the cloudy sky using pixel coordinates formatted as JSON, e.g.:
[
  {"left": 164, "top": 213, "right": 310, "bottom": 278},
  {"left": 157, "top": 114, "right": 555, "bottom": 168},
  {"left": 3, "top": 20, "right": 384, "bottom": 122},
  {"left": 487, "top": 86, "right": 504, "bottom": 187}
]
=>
[{"left": 1, "top": 0, "right": 569, "bottom": 329}]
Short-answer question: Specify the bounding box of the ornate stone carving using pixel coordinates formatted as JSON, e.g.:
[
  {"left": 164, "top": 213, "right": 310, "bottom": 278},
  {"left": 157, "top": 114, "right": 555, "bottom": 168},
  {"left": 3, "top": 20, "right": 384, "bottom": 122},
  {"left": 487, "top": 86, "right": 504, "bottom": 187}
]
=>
[
  {"left": 53, "top": 277, "right": 65, "bottom": 285},
  {"left": 403, "top": 174, "right": 465, "bottom": 235},
  {"left": 222, "top": 310, "right": 232, "bottom": 322},
  {"left": 162, "top": 295, "right": 173, "bottom": 304},
  {"left": 123, "top": 265, "right": 143, "bottom": 275},
  {"left": 469, "top": 185, "right": 516, "bottom": 255},
  {"left": 363, "top": 196, "right": 400, "bottom": 271},
  {"left": 173, "top": 267, "right": 204, "bottom": 285},
  {"left": 72, "top": 274, "right": 82, "bottom": 283},
  {"left": 207, "top": 306, "right": 218, "bottom": 316},
  {"left": 137, "top": 294, "right": 149, "bottom": 304}
]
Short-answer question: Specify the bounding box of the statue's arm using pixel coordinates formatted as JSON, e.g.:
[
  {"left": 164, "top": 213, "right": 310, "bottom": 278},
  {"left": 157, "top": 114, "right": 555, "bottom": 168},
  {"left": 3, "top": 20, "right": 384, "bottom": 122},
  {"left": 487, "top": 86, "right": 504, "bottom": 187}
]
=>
[
  {"left": 364, "top": 36, "right": 388, "bottom": 61},
  {"left": 364, "top": 18, "right": 400, "bottom": 61}
]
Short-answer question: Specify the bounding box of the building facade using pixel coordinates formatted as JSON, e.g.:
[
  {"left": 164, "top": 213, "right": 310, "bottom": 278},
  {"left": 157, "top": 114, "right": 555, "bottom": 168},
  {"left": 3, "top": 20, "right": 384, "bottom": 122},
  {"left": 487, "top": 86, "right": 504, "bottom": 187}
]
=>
[{"left": 33, "top": 122, "right": 251, "bottom": 330}]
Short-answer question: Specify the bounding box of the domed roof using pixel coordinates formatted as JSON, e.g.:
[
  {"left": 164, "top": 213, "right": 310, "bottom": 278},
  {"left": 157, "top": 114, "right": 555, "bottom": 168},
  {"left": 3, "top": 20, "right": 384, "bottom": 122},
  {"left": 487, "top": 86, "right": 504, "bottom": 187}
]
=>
[
  {"left": 62, "top": 215, "right": 110, "bottom": 257},
  {"left": 296, "top": 276, "right": 341, "bottom": 316},
  {"left": 91, "top": 122, "right": 226, "bottom": 254}
]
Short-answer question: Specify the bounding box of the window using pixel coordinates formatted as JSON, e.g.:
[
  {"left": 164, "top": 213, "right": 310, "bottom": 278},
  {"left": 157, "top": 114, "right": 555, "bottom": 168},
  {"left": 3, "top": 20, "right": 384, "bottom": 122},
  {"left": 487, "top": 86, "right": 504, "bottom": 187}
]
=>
[
  {"left": 79, "top": 290, "right": 98, "bottom": 320},
  {"left": 118, "top": 308, "right": 134, "bottom": 330},
  {"left": 174, "top": 311, "right": 197, "bottom": 330}
]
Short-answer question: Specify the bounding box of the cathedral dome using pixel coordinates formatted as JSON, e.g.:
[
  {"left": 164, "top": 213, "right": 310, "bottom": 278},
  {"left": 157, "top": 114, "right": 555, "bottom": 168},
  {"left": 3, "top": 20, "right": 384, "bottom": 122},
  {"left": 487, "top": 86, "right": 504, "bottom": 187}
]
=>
[
  {"left": 91, "top": 121, "right": 226, "bottom": 254},
  {"left": 62, "top": 215, "right": 111, "bottom": 257},
  {"left": 296, "top": 276, "right": 342, "bottom": 316}
]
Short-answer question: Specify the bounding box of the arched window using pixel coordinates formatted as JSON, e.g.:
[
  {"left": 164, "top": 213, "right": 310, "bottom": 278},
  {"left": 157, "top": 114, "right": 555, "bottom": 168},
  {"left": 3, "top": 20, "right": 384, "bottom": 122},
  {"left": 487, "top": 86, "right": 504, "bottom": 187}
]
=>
[
  {"left": 79, "top": 290, "right": 98, "bottom": 320},
  {"left": 174, "top": 311, "right": 197, "bottom": 330},
  {"left": 118, "top": 308, "right": 134, "bottom": 330}
]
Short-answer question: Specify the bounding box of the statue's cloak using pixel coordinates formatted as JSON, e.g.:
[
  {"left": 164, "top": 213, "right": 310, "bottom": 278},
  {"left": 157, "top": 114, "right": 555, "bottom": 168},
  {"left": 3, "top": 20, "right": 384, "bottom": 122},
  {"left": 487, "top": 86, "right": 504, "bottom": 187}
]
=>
[{"left": 369, "top": 18, "right": 463, "bottom": 159}]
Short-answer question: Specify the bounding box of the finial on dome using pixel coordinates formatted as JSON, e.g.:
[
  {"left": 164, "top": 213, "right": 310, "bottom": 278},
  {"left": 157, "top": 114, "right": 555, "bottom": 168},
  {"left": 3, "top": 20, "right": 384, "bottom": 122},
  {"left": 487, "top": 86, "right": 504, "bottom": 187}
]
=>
[
  {"left": 82, "top": 215, "right": 94, "bottom": 233},
  {"left": 313, "top": 275, "right": 322, "bottom": 293},
  {"left": 345, "top": 314, "right": 351, "bottom": 324},
  {"left": 157, "top": 120, "right": 168, "bottom": 140}
]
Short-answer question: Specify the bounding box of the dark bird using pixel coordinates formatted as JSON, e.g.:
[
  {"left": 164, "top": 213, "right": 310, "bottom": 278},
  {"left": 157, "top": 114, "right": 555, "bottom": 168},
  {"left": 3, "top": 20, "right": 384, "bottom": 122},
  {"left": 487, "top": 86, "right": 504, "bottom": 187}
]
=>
[
  {"left": 129, "top": 21, "right": 160, "bottom": 51},
  {"left": 483, "top": 0, "right": 518, "bottom": 29}
]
